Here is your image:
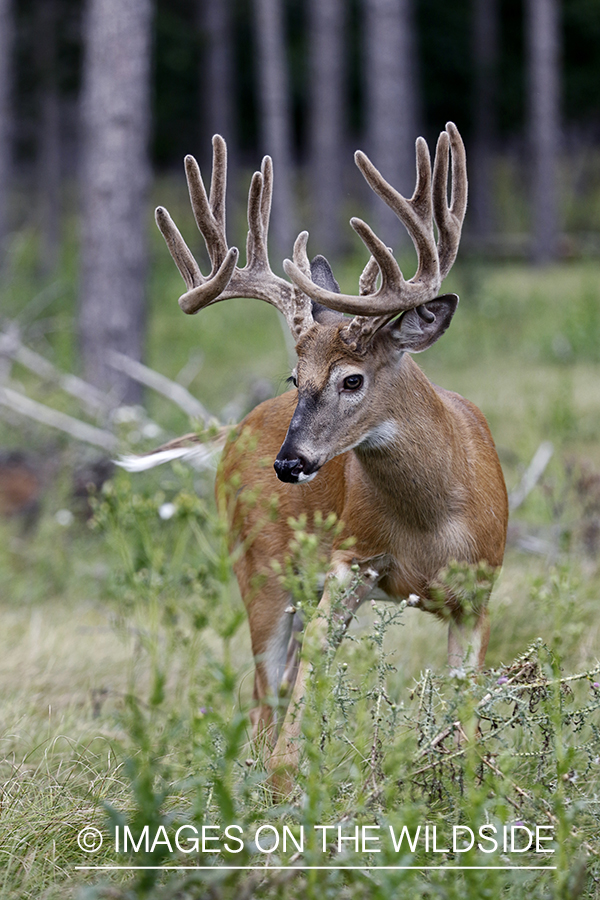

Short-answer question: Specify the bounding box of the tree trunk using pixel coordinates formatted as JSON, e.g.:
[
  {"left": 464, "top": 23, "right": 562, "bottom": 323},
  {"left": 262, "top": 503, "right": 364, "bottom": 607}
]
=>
[
  {"left": 0, "top": 0, "right": 13, "bottom": 262},
  {"left": 197, "top": 0, "right": 238, "bottom": 233},
  {"left": 526, "top": 0, "right": 561, "bottom": 264},
  {"left": 364, "top": 0, "right": 420, "bottom": 251},
  {"left": 37, "top": 0, "right": 61, "bottom": 275},
  {"left": 252, "top": 0, "right": 295, "bottom": 263},
  {"left": 79, "top": 0, "right": 153, "bottom": 405},
  {"left": 199, "top": 0, "right": 235, "bottom": 147},
  {"left": 308, "top": 0, "right": 345, "bottom": 261},
  {"left": 471, "top": 0, "right": 498, "bottom": 244}
]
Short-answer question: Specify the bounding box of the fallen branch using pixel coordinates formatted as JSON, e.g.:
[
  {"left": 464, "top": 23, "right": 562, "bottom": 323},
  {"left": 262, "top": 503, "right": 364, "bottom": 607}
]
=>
[
  {"left": 417, "top": 720, "right": 462, "bottom": 758},
  {"left": 0, "top": 325, "right": 111, "bottom": 417},
  {"left": 509, "top": 441, "right": 554, "bottom": 511},
  {"left": 107, "top": 351, "right": 211, "bottom": 423},
  {"left": 0, "top": 386, "right": 117, "bottom": 451}
]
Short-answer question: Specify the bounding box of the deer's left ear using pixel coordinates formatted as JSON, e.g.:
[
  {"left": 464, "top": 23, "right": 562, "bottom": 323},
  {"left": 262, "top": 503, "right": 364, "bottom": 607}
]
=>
[{"left": 387, "top": 293, "right": 459, "bottom": 353}]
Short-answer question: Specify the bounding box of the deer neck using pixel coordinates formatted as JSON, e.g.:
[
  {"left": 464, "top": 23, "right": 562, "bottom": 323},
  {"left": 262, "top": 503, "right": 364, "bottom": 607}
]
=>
[{"left": 353, "top": 355, "right": 461, "bottom": 530}]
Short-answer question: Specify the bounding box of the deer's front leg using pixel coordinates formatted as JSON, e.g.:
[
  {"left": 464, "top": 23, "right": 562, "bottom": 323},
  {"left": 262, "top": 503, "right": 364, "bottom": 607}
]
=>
[
  {"left": 448, "top": 605, "right": 490, "bottom": 674},
  {"left": 268, "top": 552, "right": 380, "bottom": 796}
]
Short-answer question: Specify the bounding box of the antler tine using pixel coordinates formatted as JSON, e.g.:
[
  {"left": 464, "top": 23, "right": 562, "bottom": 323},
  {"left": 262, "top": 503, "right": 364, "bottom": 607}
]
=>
[
  {"left": 155, "top": 206, "right": 203, "bottom": 293},
  {"left": 355, "top": 139, "right": 438, "bottom": 284},
  {"left": 359, "top": 255, "right": 379, "bottom": 296},
  {"left": 433, "top": 122, "right": 467, "bottom": 279},
  {"left": 155, "top": 141, "right": 239, "bottom": 315},
  {"left": 292, "top": 230, "right": 311, "bottom": 278},
  {"left": 241, "top": 167, "right": 312, "bottom": 336},
  {"left": 155, "top": 201, "right": 239, "bottom": 315},
  {"left": 246, "top": 168, "right": 264, "bottom": 269},
  {"left": 185, "top": 152, "right": 228, "bottom": 267},
  {"left": 260, "top": 154, "right": 273, "bottom": 236},
  {"left": 246, "top": 157, "right": 273, "bottom": 271},
  {"left": 209, "top": 134, "right": 227, "bottom": 234}
]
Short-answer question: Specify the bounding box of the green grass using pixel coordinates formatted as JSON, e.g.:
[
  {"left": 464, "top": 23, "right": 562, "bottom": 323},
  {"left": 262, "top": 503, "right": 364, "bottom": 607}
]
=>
[{"left": 1, "top": 226, "right": 600, "bottom": 897}]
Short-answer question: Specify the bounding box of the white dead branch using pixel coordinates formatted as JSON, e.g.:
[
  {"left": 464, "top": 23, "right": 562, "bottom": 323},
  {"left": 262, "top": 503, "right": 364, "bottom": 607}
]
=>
[
  {"left": 0, "top": 386, "right": 118, "bottom": 451},
  {"left": 509, "top": 441, "right": 554, "bottom": 511},
  {"left": 0, "top": 328, "right": 178, "bottom": 450},
  {"left": 107, "top": 350, "right": 211, "bottom": 423},
  {"left": 0, "top": 324, "right": 111, "bottom": 417}
]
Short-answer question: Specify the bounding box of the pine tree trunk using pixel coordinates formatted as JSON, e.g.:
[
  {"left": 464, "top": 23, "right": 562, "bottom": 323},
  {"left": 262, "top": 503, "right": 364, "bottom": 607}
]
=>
[
  {"left": 252, "top": 0, "right": 295, "bottom": 262},
  {"left": 37, "top": 0, "right": 61, "bottom": 275},
  {"left": 526, "top": 0, "right": 561, "bottom": 263},
  {"left": 364, "top": 0, "right": 420, "bottom": 250},
  {"left": 199, "top": 0, "right": 235, "bottom": 147},
  {"left": 308, "top": 0, "right": 345, "bottom": 260},
  {"left": 0, "top": 0, "right": 13, "bottom": 261},
  {"left": 79, "top": 0, "right": 153, "bottom": 404},
  {"left": 471, "top": 0, "right": 498, "bottom": 244}
]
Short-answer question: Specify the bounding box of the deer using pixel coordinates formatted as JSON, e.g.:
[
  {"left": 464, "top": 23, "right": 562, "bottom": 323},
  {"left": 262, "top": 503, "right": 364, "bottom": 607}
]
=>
[{"left": 136, "top": 123, "right": 508, "bottom": 794}]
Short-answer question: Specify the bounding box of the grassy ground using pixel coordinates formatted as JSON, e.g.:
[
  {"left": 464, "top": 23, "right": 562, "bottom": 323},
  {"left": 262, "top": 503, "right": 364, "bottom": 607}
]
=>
[{"left": 1, "top": 236, "right": 600, "bottom": 897}]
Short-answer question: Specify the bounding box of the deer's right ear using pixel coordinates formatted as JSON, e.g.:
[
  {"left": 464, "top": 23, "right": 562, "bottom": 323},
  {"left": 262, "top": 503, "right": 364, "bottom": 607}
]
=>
[{"left": 388, "top": 293, "right": 459, "bottom": 353}]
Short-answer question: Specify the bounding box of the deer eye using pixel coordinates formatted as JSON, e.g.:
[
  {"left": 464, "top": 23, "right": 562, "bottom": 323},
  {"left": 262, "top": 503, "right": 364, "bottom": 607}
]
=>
[
  {"left": 342, "top": 374, "right": 363, "bottom": 392},
  {"left": 287, "top": 372, "right": 298, "bottom": 387}
]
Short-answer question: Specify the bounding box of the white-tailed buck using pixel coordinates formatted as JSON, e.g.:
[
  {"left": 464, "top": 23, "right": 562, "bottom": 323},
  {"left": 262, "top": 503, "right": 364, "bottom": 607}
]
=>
[{"left": 147, "top": 123, "right": 508, "bottom": 792}]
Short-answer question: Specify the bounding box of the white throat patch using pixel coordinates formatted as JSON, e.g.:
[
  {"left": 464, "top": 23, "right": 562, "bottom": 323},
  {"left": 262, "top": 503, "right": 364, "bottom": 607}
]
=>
[{"left": 359, "top": 420, "right": 399, "bottom": 450}]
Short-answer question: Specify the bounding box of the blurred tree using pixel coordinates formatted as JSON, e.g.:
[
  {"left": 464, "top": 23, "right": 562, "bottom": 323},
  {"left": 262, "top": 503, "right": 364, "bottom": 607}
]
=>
[
  {"left": 198, "top": 0, "right": 235, "bottom": 149},
  {"left": 197, "top": 0, "right": 239, "bottom": 228},
  {"left": 308, "top": 0, "right": 345, "bottom": 260},
  {"left": 79, "top": 0, "right": 153, "bottom": 404},
  {"left": 0, "top": 0, "right": 13, "bottom": 262},
  {"left": 416, "top": 0, "right": 471, "bottom": 145},
  {"left": 152, "top": 1, "right": 199, "bottom": 165},
  {"left": 364, "top": 0, "right": 420, "bottom": 250},
  {"left": 563, "top": 0, "right": 600, "bottom": 131},
  {"left": 252, "top": 0, "right": 295, "bottom": 261},
  {"left": 471, "top": 0, "right": 498, "bottom": 244},
  {"left": 37, "top": 0, "right": 61, "bottom": 274},
  {"left": 526, "top": 0, "right": 561, "bottom": 263}
]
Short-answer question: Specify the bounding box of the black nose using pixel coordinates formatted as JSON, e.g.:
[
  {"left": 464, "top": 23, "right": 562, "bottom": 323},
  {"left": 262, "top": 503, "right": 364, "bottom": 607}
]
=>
[{"left": 273, "top": 456, "right": 306, "bottom": 484}]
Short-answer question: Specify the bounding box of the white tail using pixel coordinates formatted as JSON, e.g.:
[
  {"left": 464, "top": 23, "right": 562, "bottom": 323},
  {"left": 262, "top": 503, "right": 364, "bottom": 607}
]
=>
[{"left": 118, "top": 430, "right": 226, "bottom": 472}]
